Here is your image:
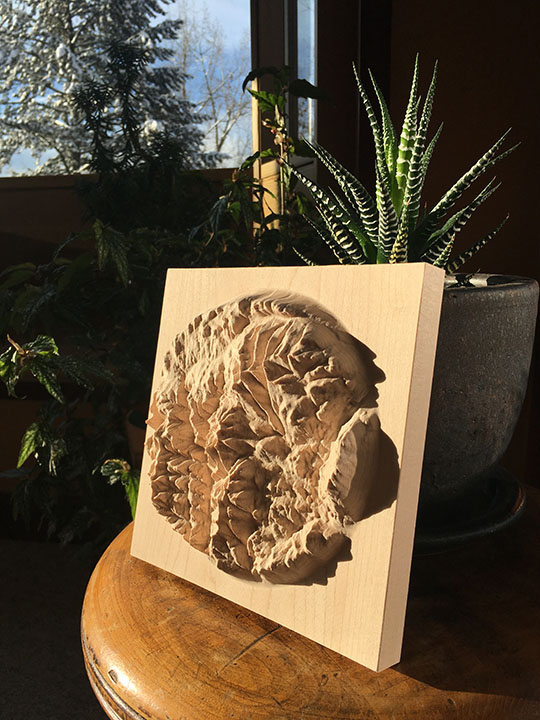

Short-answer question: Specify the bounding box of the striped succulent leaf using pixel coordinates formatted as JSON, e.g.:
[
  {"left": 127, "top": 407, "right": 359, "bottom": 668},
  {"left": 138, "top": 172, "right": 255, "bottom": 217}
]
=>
[
  {"left": 307, "top": 144, "right": 358, "bottom": 209},
  {"left": 420, "top": 178, "right": 500, "bottom": 262},
  {"left": 292, "top": 57, "right": 514, "bottom": 272},
  {"left": 400, "top": 62, "right": 438, "bottom": 238},
  {"left": 376, "top": 167, "right": 399, "bottom": 259},
  {"left": 404, "top": 123, "right": 444, "bottom": 253},
  {"left": 288, "top": 165, "right": 350, "bottom": 225},
  {"left": 396, "top": 55, "right": 420, "bottom": 206},
  {"left": 389, "top": 230, "right": 409, "bottom": 264},
  {"left": 421, "top": 233, "right": 453, "bottom": 265},
  {"left": 369, "top": 69, "right": 398, "bottom": 178},
  {"left": 328, "top": 188, "right": 372, "bottom": 248},
  {"left": 317, "top": 206, "right": 367, "bottom": 263},
  {"left": 303, "top": 140, "right": 379, "bottom": 245},
  {"left": 353, "top": 63, "right": 391, "bottom": 191},
  {"left": 410, "top": 130, "right": 515, "bottom": 253},
  {"left": 288, "top": 165, "right": 366, "bottom": 262},
  {"left": 289, "top": 164, "right": 375, "bottom": 261},
  {"left": 446, "top": 215, "right": 509, "bottom": 273},
  {"left": 301, "top": 213, "right": 351, "bottom": 264},
  {"left": 422, "top": 122, "right": 443, "bottom": 176},
  {"left": 432, "top": 236, "right": 454, "bottom": 268},
  {"left": 292, "top": 246, "right": 317, "bottom": 266},
  {"left": 430, "top": 128, "right": 514, "bottom": 221}
]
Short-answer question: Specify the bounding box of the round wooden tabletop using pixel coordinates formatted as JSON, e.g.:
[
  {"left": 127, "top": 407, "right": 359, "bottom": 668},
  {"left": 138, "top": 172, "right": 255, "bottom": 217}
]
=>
[{"left": 81, "top": 488, "right": 540, "bottom": 720}]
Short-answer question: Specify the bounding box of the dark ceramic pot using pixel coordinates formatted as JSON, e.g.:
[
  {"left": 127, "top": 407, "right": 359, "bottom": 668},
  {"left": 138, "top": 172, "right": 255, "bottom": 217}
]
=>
[{"left": 416, "top": 274, "right": 539, "bottom": 550}]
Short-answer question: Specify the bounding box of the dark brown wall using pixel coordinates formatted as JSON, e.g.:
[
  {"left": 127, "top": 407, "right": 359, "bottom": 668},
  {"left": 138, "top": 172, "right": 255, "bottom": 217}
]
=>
[
  {"left": 0, "top": 169, "right": 231, "bottom": 271},
  {"left": 390, "top": 0, "right": 540, "bottom": 481},
  {"left": 317, "top": 1, "right": 392, "bottom": 182},
  {"left": 390, "top": 0, "right": 539, "bottom": 278},
  {"left": 0, "top": 175, "right": 90, "bottom": 270}
]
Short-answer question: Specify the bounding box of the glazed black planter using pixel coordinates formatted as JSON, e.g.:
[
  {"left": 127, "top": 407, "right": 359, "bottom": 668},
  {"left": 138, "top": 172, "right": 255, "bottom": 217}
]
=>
[{"left": 416, "top": 274, "right": 539, "bottom": 551}]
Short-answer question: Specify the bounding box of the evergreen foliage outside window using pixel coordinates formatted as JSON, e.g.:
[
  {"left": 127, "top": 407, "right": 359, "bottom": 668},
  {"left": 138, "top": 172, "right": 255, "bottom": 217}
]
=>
[{"left": 0, "top": 0, "right": 209, "bottom": 174}]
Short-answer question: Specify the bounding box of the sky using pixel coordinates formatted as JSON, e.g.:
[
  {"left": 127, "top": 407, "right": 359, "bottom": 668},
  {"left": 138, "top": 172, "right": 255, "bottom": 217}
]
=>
[
  {"left": 202, "top": 0, "right": 250, "bottom": 47},
  {"left": 172, "top": 0, "right": 252, "bottom": 165}
]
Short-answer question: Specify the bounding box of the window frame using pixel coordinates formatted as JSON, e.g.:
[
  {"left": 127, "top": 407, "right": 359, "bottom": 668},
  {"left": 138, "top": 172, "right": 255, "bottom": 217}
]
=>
[{"left": 250, "top": 0, "right": 392, "bottom": 182}]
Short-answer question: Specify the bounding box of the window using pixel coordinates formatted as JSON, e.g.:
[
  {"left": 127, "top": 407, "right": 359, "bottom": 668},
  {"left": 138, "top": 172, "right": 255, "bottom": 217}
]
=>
[
  {"left": 250, "top": 0, "right": 392, "bottom": 179},
  {"left": 296, "top": 0, "right": 317, "bottom": 144}
]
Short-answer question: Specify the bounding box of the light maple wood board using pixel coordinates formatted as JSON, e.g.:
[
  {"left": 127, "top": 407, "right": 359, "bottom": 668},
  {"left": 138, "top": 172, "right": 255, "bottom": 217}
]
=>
[{"left": 131, "top": 263, "right": 444, "bottom": 671}]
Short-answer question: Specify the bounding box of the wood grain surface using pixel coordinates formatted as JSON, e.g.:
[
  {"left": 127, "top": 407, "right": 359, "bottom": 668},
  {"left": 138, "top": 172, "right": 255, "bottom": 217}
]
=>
[
  {"left": 81, "top": 487, "right": 540, "bottom": 720},
  {"left": 131, "top": 264, "right": 444, "bottom": 671}
]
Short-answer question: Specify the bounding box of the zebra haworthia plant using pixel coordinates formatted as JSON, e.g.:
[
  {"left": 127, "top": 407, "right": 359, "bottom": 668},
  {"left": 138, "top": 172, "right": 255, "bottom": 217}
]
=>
[{"left": 291, "top": 56, "right": 517, "bottom": 271}]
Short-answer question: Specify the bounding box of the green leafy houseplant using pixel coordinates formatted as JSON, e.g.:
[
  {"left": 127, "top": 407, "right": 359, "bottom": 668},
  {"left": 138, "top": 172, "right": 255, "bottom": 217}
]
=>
[
  {"left": 191, "top": 65, "right": 330, "bottom": 267},
  {"left": 0, "top": 43, "right": 220, "bottom": 547},
  {"left": 290, "top": 56, "right": 517, "bottom": 271},
  {"left": 0, "top": 60, "right": 325, "bottom": 546},
  {"left": 0, "top": 333, "right": 132, "bottom": 545},
  {"left": 241, "top": 65, "right": 328, "bottom": 217}
]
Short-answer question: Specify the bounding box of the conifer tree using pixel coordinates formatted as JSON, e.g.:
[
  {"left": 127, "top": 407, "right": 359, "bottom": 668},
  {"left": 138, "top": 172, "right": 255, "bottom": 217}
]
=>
[{"left": 0, "top": 0, "right": 205, "bottom": 173}]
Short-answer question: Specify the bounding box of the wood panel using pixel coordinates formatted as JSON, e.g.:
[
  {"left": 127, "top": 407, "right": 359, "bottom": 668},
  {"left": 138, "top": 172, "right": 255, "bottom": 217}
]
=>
[{"left": 131, "top": 263, "right": 443, "bottom": 671}]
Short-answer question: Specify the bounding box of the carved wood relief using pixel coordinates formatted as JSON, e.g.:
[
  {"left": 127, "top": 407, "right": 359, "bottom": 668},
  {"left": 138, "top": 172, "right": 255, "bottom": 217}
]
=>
[
  {"left": 147, "top": 290, "right": 382, "bottom": 584},
  {"left": 132, "top": 264, "right": 445, "bottom": 670}
]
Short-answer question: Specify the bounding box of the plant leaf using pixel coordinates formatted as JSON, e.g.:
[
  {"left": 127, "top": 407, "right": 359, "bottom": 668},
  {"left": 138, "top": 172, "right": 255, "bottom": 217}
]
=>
[
  {"left": 95, "top": 223, "right": 130, "bottom": 286},
  {"left": 389, "top": 232, "right": 409, "bottom": 264},
  {"left": 368, "top": 69, "right": 398, "bottom": 179},
  {"left": 353, "top": 62, "right": 391, "bottom": 192},
  {"left": 321, "top": 215, "right": 366, "bottom": 264},
  {"left": 17, "top": 422, "right": 41, "bottom": 467},
  {"left": 416, "top": 129, "right": 516, "bottom": 245},
  {"left": 247, "top": 89, "right": 283, "bottom": 113},
  {"left": 0, "top": 265, "right": 36, "bottom": 292},
  {"left": 422, "top": 121, "right": 443, "bottom": 176},
  {"left": 124, "top": 472, "right": 140, "bottom": 519},
  {"left": 420, "top": 178, "right": 500, "bottom": 263},
  {"left": 30, "top": 358, "right": 64, "bottom": 404},
  {"left": 101, "top": 459, "right": 140, "bottom": 519},
  {"left": 289, "top": 165, "right": 367, "bottom": 263},
  {"left": 242, "top": 66, "right": 281, "bottom": 92},
  {"left": 303, "top": 140, "right": 379, "bottom": 248},
  {"left": 432, "top": 236, "right": 455, "bottom": 268},
  {"left": 238, "top": 148, "right": 276, "bottom": 171},
  {"left": 292, "top": 246, "right": 317, "bottom": 266},
  {"left": 446, "top": 215, "right": 509, "bottom": 273},
  {"left": 288, "top": 78, "right": 329, "bottom": 101},
  {"left": 0, "top": 350, "right": 20, "bottom": 397},
  {"left": 26, "top": 335, "right": 59, "bottom": 357},
  {"left": 376, "top": 166, "right": 399, "bottom": 260},
  {"left": 400, "top": 61, "right": 438, "bottom": 237},
  {"left": 57, "top": 252, "right": 93, "bottom": 293},
  {"left": 301, "top": 213, "right": 350, "bottom": 264},
  {"left": 433, "top": 129, "right": 515, "bottom": 217},
  {"left": 16, "top": 285, "right": 56, "bottom": 331},
  {"left": 94, "top": 219, "right": 108, "bottom": 269},
  {"left": 396, "top": 55, "right": 420, "bottom": 203}
]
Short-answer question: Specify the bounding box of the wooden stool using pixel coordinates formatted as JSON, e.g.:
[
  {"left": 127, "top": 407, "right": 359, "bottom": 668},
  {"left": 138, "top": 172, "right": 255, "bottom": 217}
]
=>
[{"left": 81, "top": 489, "right": 540, "bottom": 719}]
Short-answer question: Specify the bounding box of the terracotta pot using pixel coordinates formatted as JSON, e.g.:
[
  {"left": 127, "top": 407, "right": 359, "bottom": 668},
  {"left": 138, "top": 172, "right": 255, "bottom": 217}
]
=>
[{"left": 416, "top": 274, "right": 539, "bottom": 548}]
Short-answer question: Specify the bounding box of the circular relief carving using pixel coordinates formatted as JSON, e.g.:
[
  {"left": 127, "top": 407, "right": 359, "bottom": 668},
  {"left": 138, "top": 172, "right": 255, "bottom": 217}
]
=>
[{"left": 147, "top": 291, "right": 381, "bottom": 583}]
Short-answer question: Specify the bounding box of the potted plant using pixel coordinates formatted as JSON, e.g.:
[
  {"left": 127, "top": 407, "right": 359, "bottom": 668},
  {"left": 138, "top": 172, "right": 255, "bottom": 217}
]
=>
[
  {"left": 0, "top": 43, "right": 222, "bottom": 548},
  {"left": 288, "top": 57, "right": 539, "bottom": 549}
]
